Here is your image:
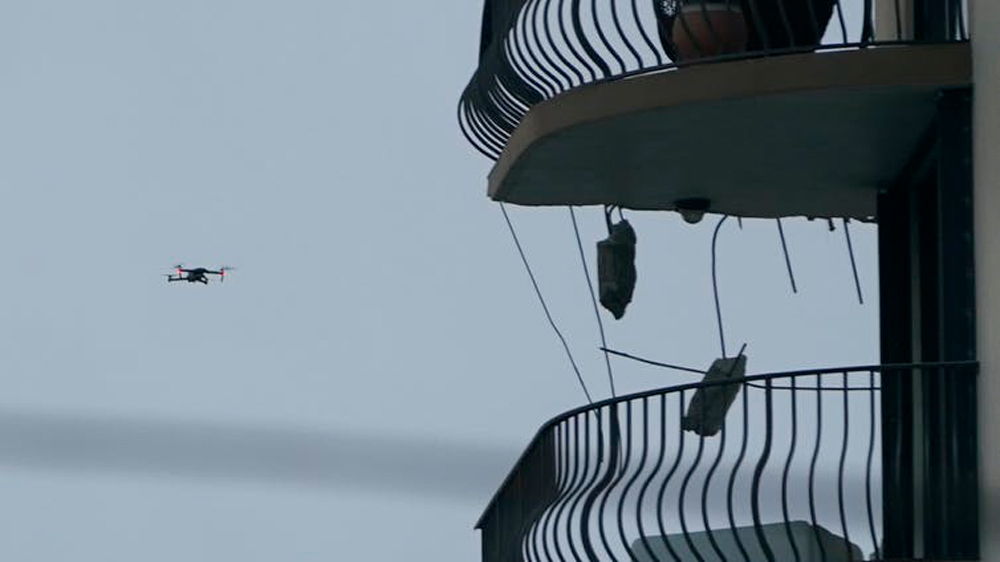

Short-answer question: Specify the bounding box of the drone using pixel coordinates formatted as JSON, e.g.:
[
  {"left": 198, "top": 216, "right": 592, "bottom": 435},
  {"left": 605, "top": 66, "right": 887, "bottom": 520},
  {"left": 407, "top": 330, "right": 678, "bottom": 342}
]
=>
[{"left": 165, "top": 264, "right": 234, "bottom": 285}]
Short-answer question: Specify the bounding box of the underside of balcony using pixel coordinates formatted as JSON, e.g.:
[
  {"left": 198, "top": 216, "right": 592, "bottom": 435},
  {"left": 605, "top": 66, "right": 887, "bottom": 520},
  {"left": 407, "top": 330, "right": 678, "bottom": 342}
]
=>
[{"left": 486, "top": 43, "right": 970, "bottom": 220}]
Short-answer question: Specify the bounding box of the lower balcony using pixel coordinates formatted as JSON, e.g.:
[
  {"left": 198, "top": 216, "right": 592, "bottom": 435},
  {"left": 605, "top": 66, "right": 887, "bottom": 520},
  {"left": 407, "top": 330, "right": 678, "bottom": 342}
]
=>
[{"left": 476, "top": 361, "right": 977, "bottom": 562}]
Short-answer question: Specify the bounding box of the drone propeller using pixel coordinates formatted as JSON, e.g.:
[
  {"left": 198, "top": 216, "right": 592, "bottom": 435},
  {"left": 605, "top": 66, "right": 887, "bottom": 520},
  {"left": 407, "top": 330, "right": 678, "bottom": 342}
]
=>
[{"left": 219, "top": 266, "right": 235, "bottom": 282}]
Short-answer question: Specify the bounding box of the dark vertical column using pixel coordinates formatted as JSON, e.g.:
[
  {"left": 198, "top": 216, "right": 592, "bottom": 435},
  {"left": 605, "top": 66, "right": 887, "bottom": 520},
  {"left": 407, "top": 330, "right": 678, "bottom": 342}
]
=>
[
  {"left": 923, "top": 88, "right": 978, "bottom": 559},
  {"left": 878, "top": 172, "right": 916, "bottom": 559},
  {"left": 879, "top": 88, "right": 978, "bottom": 560}
]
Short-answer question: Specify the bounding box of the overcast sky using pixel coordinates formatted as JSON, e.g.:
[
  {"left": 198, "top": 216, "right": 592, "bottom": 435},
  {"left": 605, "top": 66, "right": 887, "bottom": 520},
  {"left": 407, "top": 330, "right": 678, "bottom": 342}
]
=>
[{"left": 0, "top": 1, "right": 877, "bottom": 560}]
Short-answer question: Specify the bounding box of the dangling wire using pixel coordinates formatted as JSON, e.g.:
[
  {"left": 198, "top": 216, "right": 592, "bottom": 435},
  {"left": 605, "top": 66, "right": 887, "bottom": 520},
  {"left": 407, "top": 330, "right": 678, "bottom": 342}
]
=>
[
  {"left": 843, "top": 218, "right": 864, "bottom": 305},
  {"left": 499, "top": 203, "right": 594, "bottom": 404},
  {"left": 570, "top": 207, "right": 616, "bottom": 398},
  {"left": 712, "top": 215, "right": 730, "bottom": 358},
  {"left": 776, "top": 218, "right": 798, "bottom": 294},
  {"left": 599, "top": 347, "right": 708, "bottom": 375}
]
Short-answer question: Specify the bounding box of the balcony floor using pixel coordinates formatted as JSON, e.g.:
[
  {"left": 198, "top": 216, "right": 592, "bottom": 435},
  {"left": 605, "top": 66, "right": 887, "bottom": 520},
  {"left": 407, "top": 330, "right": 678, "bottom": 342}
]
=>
[{"left": 488, "top": 44, "right": 970, "bottom": 220}]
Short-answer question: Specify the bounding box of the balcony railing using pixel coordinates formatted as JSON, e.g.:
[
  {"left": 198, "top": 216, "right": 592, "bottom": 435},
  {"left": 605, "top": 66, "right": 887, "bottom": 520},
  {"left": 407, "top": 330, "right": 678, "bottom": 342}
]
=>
[
  {"left": 476, "top": 361, "right": 978, "bottom": 562},
  {"left": 459, "top": 0, "right": 969, "bottom": 159}
]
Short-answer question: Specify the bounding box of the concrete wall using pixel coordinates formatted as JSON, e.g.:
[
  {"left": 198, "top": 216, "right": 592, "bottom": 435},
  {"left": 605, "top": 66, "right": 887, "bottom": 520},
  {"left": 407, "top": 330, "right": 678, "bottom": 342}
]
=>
[{"left": 972, "top": 0, "right": 1000, "bottom": 558}]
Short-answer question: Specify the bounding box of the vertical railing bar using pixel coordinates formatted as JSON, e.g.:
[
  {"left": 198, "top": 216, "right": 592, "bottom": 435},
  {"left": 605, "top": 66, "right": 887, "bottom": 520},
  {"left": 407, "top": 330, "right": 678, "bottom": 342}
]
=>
[
  {"left": 702, "top": 380, "right": 730, "bottom": 562},
  {"left": 468, "top": 84, "right": 511, "bottom": 148},
  {"left": 555, "top": 0, "right": 594, "bottom": 82},
  {"left": 810, "top": 374, "right": 828, "bottom": 562},
  {"left": 488, "top": 77, "right": 530, "bottom": 128},
  {"left": 837, "top": 371, "right": 853, "bottom": 561},
  {"left": 532, "top": 424, "right": 563, "bottom": 562},
  {"left": 562, "top": 413, "right": 588, "bottom": 562},
  {"left": 591, "top": 0, "right": 628, "bottom": 73},
  {"left": 629, "top": 0, "right": 663, "bottom": 66},
  {"left": 527, "top": 0, "right": 568, "bottom": 94},
  {"left": 457, "top": 97, "right": 500, "bottom": 159},
  {"left": 638, "top": 394, "right": 669, "bottom": 561},
  {"left": 473, "top": 92, "right": 513, "bottom": 146},
  {"left": 609, "top": 0, "right": 643, "bottom": 70},
  {"left": 679, "top": 387, "right": 707, "bottom": 562},
  {"left": 832, "top": 0, "right": 849, "bottom": 44},
  {"left": 727, "top": 381, "right": 752, "bottom": 562},
  {"left": 865, "top": 369, "right": 880, "bottom": 561},
  {"left": 484, "top": 87, "right": 521, "bottom": 131},
  {"left": 551, "top": 415, "right": 580, "bottom": 562},
  {"left": 489, "top": 68, "right": 532, "bottom": 117},
  {"left": 536, "top": 0, "right": 576, "bottom": 90},
  {"left": 861, "top": 0, "right": 874, "bottom": 45},
  {"left": 544, "top": 0, "right": 585, "bottom": 86},
  {"left": 579, "top": 406, "right": 614, "bottom": 560},
  {"left": 782, "top": 376, "right": 803, "bottom": 562},
  {"left": 570, "top": 0, "right": 613, "bottom": 78},
  {"left": 617, "top": 400, "right": 641, "bottom": 561},
  {"left": 513, "top": 3, "right": 558, "bottom": 98},
  {"left": 501, "top": 28, "right": 550, "bottom": 103},
  {"left": 546, "top": 423, "right": 573, "bottom": 562},
  {"left": 750, "top": 379, "right": 777, "bottom": 562},
  {"left": 597, "top": 403, "right": 624, "bottom": 562},
  {"left": 465, "top": 101, "right": 505, "bottom": 159},
  {"left": 566, "top": 409, "right": 604, "bottom": 560},
  {"left": 656, "top": 392, "right": 687, "bottom": 562}
]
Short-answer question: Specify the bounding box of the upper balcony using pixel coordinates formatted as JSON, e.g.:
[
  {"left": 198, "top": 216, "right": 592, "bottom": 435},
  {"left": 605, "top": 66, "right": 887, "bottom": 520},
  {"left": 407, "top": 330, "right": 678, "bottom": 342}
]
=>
[{"left": 458, "top": 0, "right": 970, "bottom": 219}]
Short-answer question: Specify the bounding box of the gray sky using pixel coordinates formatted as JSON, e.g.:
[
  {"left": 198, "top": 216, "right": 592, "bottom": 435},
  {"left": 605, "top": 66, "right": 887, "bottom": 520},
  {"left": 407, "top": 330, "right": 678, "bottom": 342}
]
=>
[{"left": 0, "top": 1, "right": 877, "bottom": 560}]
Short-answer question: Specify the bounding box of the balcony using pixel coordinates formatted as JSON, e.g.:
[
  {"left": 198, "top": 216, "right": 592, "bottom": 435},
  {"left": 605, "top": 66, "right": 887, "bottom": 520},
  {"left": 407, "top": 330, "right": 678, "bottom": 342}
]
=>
[
  {"left": 459, "top": 0, "right": 970, "bottom": 219},
  {"left": 476, "top": 361, "right": 977, "bottom": 562}
]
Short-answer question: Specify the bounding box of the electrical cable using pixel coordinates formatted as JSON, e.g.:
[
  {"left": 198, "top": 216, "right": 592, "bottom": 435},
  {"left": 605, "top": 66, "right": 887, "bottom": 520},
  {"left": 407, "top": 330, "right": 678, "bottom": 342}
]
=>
[
  {"left": 843, "top": 218, "right": 864, "bottom": 305},
  {"left": 600, "top": 347, "right": 708, "bottom": 375},
  {"left": 776, "top": 218, "right": 798, "bottom": 294},
  {"left": 602, "top": 347, "right": 879, "bottom": 392},
  {"left": 570, "top": 207, "right": 617, "bottom": 398},
  {"left": 712, "top": 215, "right": 730, "bottom": 358},
  {"left": 499, "top": 203, "right": 594, "bottom": 404}
]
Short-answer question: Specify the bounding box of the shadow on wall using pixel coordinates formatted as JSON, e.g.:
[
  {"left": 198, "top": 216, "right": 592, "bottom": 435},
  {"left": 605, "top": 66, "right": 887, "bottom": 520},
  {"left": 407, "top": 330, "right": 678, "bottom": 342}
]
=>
[{"left": 0, "top": 410, "right": 520, "bottom": 502}]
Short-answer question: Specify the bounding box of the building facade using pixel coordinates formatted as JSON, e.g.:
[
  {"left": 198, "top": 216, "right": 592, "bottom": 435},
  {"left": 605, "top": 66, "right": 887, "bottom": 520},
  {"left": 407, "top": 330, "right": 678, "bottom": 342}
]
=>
[{"left": 460, "top": 0, "right": 995, "bottom": 559}]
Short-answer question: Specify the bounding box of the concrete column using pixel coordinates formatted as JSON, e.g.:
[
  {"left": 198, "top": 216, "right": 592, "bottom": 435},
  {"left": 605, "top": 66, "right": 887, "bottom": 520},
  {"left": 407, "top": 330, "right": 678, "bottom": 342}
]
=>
[{"left": 972, "top": 0, "right": 1000, "bottom": 558}]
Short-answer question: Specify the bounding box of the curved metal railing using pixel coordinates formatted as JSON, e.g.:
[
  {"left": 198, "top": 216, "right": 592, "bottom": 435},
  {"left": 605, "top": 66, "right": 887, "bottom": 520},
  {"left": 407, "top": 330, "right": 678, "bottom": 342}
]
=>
[
  {"left": 459, "top": 0, "right": 969, "bottom": 159},
  {"left": 475, "top": 361, "right": 978, "bottom": 561}
]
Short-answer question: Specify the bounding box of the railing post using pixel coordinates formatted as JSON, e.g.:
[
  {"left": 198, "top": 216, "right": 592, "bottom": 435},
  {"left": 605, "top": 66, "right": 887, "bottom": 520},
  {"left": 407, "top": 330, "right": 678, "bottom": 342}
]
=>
[{"left": 751, "top": 379, "right": 776, "bottom": 562}]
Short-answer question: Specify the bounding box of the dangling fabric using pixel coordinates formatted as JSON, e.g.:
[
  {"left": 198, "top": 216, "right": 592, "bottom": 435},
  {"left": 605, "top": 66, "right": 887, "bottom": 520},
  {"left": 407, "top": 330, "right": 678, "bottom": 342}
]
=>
[
  {"left": 597, "top": 219, "right": 637, "bottom": 320},
  {"left": 682, "top": 355, "right": 747, "bottom": 436}
]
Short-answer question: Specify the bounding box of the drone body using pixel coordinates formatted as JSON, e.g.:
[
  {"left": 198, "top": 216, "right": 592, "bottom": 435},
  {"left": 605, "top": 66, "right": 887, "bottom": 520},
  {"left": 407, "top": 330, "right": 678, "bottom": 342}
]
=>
[{"left": 165, "top": 265, "right": 233, "bottom": 285}]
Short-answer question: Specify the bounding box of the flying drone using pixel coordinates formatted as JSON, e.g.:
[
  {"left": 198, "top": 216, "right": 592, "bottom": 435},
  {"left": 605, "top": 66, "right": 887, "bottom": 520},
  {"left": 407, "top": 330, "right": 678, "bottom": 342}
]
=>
[{"left": 165, "top": 265, "right": 234, "bottom": 285}]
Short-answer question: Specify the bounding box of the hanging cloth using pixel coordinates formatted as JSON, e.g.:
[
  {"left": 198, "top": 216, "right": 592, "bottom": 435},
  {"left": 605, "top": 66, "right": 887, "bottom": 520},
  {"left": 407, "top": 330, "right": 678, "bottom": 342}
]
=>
[{"left": 597, "top": 219, "right": 637, "bottom": 320}]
